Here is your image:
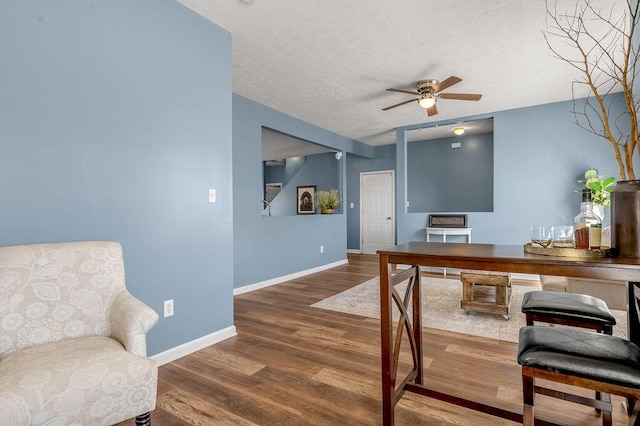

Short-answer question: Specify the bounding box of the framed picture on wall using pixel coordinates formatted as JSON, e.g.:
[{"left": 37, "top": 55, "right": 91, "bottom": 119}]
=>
[{"left": 297, "top": 185, "right": 316, "bottom": 214}]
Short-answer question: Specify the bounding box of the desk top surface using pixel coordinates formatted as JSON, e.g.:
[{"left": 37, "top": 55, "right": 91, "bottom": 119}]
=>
[{"left": 378, "top": 242, "right": 640, "bottom": 281}]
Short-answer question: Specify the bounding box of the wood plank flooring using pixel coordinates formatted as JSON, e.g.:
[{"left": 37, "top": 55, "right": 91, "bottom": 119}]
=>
[{"left": 117, "top": 254, "right": 631, "bottom": 425}]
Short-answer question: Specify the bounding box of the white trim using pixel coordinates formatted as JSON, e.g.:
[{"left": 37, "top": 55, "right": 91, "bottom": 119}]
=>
[
  {"left": 151, "top": 325, "right": 237, "bottom": 366},
  {"left": 347, "top": 249, "right": 361, "bottom": 254},
  {"left": 233, "top": 259, "right": 348, "bottom": 295}
]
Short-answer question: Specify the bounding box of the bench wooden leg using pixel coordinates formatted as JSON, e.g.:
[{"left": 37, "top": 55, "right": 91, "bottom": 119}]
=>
[
  {"left": 496, "top": 284, "right": 507, "bottom": 307},
  {"left": 462, "top": 281, "right": 473, "bottom": 303},
  {"left": 601, "top": 392, "right": 612, "bottom": 426},
  {"left": 522, "top": 370, "right": 534, "bottom": 426}
]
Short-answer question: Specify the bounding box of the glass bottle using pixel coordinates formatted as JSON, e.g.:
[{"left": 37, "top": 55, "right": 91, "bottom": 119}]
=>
[{"left": 574, "top": 190, "right": 602, "bottom": 249}]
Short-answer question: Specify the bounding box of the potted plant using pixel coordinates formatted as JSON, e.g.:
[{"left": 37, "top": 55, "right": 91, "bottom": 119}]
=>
[
  {"left": 316, "top": 189, "right": 340, "bottom": 214},
  {"left": 577, "top": 169, "right": 616, "bottom": 219},
  {"left": 546, "top": 1, "right": 640, "bottom": 257}
]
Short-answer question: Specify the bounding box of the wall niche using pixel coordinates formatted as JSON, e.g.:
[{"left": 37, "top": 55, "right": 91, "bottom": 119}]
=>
[
  {"left": 406, "top": 118, "right": 494, "bottom": 213},
  {"left": 262, "top": 127, "right": 341, "bottom": 216}
]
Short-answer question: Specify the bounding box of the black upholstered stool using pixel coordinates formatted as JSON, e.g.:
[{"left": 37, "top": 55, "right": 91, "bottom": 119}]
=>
[
  {"left": 517, "top": 325, "right": 640, "bottom": 426},
  {"left": 521, "top": 290, "right": 616, "bottom": 335}
]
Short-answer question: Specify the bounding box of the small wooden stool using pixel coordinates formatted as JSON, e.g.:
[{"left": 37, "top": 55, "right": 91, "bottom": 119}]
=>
[{"left": 460, "top": 270, "right": 511, "bottom": 319}]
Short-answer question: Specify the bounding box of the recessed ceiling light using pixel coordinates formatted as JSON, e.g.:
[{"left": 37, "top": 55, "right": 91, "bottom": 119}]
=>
[{"left": 454, "top": 127, "right": 465, "bottom": 136}]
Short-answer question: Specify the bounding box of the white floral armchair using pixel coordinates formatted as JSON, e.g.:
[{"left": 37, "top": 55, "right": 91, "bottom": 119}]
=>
[{"left": 0, "top": 241, "right": 159, "bottom": 425}]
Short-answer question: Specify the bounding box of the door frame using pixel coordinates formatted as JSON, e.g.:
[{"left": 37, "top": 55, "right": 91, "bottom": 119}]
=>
[{"left": 359, "top": 170, "right": 395, "bottom": 254}]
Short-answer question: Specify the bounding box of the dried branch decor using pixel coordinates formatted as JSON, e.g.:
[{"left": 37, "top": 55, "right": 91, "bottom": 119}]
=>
[{"left": 545, "top": 0, "right": 639, "bottom": 180}]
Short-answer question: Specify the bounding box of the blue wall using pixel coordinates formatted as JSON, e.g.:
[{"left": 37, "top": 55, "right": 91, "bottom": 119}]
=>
[
  {"left": 233, "top": 95, "right": 371, "bottom": 289},
  {"left": 0, "top": 0, "right": 234, "bottom": 356},
  {"left": 407, "top": 132, "right": 493, "bottom": 213},
  {"left": 394, "top": 101, "right": 622, "bottom": 246}
]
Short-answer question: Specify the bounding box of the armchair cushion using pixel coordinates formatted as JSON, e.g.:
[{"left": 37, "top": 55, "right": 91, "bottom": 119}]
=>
[
  {"left": 0, "top": 242, "right": 128, "bottom": 357},
  {"left": 0, "top": 336, "right": 157, "bottom": 425}
]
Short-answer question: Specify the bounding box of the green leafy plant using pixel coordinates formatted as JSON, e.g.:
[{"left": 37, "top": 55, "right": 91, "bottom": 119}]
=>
[
  {"left": 316, "top": 189, "right": 341, "bottom": 210},
  {"left": 577, "top": 169, "right": 616, "bottom": 206}
]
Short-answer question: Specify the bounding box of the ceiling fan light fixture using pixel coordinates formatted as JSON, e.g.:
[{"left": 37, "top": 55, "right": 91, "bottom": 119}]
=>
[
  {"left": 418, "top": 96, "right": 436, "bottom": 109},
  {"left": 454, "top": 127, "right": 465, "bottom": 135}
]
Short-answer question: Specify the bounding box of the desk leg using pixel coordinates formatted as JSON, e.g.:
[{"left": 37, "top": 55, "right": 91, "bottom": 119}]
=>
[
  {"left": 628, "top": 282, "right": 640, "bottom": 347},
  {"left": 442, "top": 234, "right": 447, "bottom": 276},
  {"left": 380, "top": 254, "right": 394, "bottom": 426},
  {"left": 413, "top": 268, "right": 423, "bottom": 385}
]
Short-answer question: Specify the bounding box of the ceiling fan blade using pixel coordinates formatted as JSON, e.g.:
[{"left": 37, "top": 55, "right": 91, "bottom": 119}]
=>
[
  {"left": 439, "top": 93, "right": 483, "bottom": 101},
  {"left": 382, "top": 98, "right": 418, "bottom": 111},
  {"left": 386, "top": 88, "right": 420, "bottom": 96},
  {"left": 426, "top": 104, "right": 438, "bottom": 116},
  {"left": 432, "top": 76, "right": 461, "bottom": 93}
]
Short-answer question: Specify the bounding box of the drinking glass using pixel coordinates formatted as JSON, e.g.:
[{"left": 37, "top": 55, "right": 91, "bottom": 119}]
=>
[
  {"left": 531, "top": 226, "right": 552, "bottom": 248},
  {"left": 552, "top": 225, "right": 575, "bottom": 248}
]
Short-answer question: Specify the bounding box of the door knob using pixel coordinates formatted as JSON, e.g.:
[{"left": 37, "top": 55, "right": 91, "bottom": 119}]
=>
[{"left": 386, "top": 217, "right": 392, "bottom": 220}]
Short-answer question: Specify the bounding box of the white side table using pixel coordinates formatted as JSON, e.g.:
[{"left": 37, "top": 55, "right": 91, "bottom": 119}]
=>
[
  {"left": 426, "top": 227, "right": 472, "bottom": 243},
  {"left": 425, "top": 227, "right": 473, "bottom": 276}
]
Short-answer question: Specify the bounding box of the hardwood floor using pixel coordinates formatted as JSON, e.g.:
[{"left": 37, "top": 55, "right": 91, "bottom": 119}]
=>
[{"left": 118, "top": 254, "right": 630, "bottom": 425}]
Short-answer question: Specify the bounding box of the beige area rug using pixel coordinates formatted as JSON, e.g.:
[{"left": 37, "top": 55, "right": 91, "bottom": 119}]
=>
[{"left": 311, "top": 276, "right": 628, "bottom": 343}]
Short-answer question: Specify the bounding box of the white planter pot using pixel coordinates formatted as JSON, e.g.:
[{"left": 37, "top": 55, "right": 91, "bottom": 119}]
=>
[{"left": 593, "top": 204, "right": 605, "bottom": 222}]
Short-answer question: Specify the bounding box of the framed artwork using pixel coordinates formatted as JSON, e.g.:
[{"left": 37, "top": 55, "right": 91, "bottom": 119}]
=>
[
  {"left": 297, "top": 185, "right": 316, "bottom": 214},
  {"left": 428, "top": 214, "right": 468, "bottom": 228}
]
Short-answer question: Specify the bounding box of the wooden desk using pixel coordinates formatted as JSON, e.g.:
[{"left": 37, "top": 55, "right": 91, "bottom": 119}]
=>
[{"left": 377, "top": 242, "right": 640, "bottom": 426}]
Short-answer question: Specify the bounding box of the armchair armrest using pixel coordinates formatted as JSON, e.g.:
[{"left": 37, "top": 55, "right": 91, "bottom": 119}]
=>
[{"left": 110, "top": 290, "right": 159, "bottom": 356}]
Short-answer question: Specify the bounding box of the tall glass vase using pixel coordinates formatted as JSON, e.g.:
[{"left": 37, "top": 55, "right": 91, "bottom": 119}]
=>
[{"left": 610, "top": 180, "right": 640, "bottom": 258}]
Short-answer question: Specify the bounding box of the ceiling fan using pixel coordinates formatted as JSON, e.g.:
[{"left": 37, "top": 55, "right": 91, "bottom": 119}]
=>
[{"left": 382, "top": 76, "right": 482, "bottom": 116}]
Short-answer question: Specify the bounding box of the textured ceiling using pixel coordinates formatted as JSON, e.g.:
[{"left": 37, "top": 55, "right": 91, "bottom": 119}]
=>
[{"left": 179, "top": 0, "right": 621, "bottom": 146}]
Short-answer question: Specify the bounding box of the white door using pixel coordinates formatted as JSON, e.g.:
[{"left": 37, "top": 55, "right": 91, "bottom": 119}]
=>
[{"left": 360, "top": 171, "right": 395, "bottom": 254}]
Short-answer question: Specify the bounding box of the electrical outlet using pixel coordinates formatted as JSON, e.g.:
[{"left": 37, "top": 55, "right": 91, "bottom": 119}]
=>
[
  {"left": 320, "top": 245, "right": 324, "bottom": 253},
  {"left": 164, "top": 299, "right": 174, "bottom": 318}
]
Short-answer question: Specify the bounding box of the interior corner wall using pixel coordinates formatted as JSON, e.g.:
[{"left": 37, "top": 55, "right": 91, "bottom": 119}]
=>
[
  {"left": 394, "top": 99, "right": 623, "bottom": 246},
  {"left": 233, "top": 94, "right": 372, "bottom": 289},
  {"left": 0, "top": 0, "right": 234, "bottom": 356}
]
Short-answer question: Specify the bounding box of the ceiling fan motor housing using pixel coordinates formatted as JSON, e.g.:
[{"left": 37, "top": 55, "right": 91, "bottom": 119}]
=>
[{"left": 416, "top": 79, "right": 438, "bottom": 95}]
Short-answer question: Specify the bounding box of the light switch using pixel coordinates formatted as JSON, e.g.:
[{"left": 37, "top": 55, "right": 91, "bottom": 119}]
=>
[
  {"left": 350, "top": 202, "right": 354, "bottom": 209},
  {"left": 208, "top": 189, "right": 216, "bottom": 203}
]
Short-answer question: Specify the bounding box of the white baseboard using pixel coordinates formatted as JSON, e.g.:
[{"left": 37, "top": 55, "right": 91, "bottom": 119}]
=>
[
  {"left": 234, "top": 258, "right": 348, "bottom": 295},
  {"left": 347, "top": 249, "right": 361, "bottom": 254},
  {"left": 151, "top": 325, "right": 237, "bottom": 366}
]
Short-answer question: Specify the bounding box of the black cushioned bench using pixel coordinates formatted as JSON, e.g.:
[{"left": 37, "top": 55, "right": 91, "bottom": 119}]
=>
[
  {"left": 521, "top": 290, "right": 616, "bottom": 334},
  {"left": 518, "top": 325, "right": 640, "bottom": 425}
]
